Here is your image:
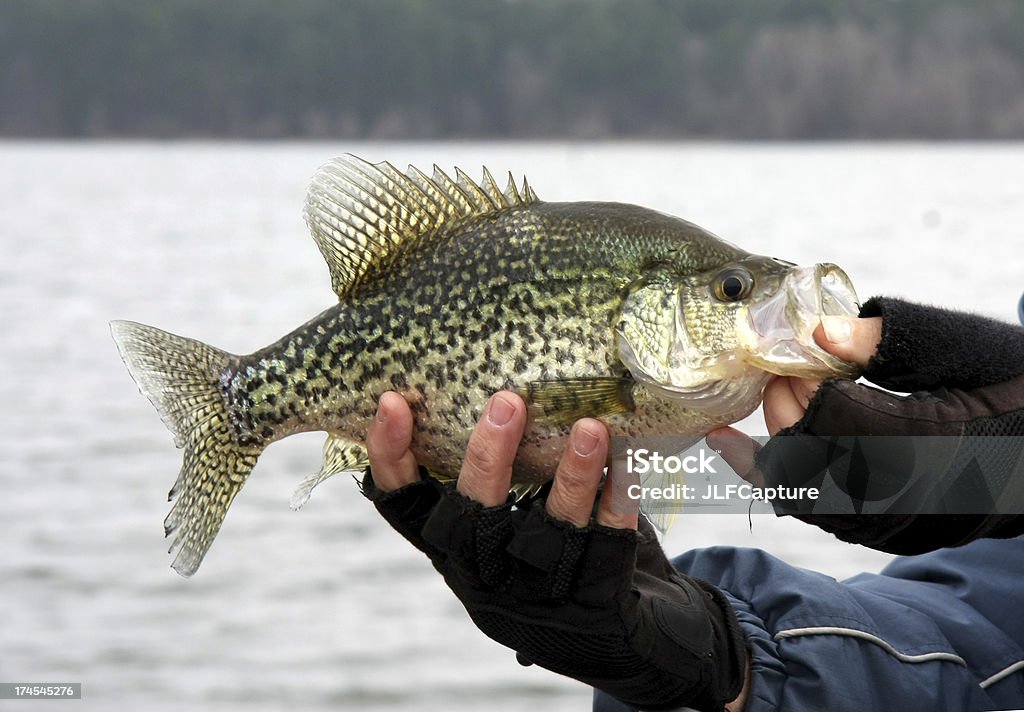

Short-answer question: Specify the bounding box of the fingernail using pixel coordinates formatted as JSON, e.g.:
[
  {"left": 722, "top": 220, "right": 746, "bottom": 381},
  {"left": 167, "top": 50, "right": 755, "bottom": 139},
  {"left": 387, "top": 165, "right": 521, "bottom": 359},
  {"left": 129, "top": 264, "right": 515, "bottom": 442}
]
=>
[
  {"left": 572, "top": 423, "right": 600, "bottom": 456},
  {"left": 375, "top": 398, "right": 387, "bottom": 423},
  {"left": 487, "top": 394, "right": 516, "bottom": 426},
  {"left": 822, "top": 315, "right": 852, "bottom": 345}
]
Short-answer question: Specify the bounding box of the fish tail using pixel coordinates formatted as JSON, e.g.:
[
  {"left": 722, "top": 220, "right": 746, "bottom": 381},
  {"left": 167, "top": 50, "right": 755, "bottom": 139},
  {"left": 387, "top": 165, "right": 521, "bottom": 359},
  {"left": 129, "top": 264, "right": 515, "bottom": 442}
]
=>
[{"left": 110, "top": 320, "right": 262, "bottom": 577}]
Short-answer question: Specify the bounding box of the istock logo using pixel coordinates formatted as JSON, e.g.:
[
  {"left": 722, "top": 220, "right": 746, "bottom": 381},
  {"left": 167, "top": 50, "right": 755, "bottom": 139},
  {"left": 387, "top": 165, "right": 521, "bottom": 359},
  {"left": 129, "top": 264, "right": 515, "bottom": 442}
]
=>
[{"left": 625, "top": 448, "right": 718, "bottom": 475}]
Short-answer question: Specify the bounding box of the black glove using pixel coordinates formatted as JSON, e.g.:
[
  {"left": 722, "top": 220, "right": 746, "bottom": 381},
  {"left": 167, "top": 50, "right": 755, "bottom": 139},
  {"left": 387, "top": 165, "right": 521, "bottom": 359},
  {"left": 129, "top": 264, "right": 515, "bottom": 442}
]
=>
[
  {"left": 758, "top": 297, "right": 1024, "bottom": 554},
  {"left": 361, "top": 471, "right": 747, "bottom": 712}
]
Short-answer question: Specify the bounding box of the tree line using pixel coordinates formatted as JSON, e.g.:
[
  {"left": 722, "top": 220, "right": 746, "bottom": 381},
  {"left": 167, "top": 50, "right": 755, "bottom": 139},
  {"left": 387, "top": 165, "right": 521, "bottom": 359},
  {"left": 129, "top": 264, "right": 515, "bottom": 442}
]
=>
[{"left": 3, "top": 0, "right": 1024, "bottom": 139}]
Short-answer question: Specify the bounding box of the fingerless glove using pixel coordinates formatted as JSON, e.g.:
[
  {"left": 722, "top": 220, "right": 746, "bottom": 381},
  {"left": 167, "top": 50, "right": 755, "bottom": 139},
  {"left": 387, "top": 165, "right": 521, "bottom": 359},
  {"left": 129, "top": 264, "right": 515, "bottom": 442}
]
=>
[
  {"left": 759, "top": 297, "right": 1024, "bottom": 553},
  {"left": 362, "top": 472, "right": 747, "bottom": 711}
]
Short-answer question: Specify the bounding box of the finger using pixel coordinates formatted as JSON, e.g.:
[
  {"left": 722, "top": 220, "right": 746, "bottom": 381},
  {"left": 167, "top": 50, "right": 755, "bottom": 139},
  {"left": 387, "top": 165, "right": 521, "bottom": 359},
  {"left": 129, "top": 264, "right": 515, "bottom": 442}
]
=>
[
  {"left": 705, "top": 426, "right": 765, "bottom": 487},
  {"left": 597, "top": 457, "right": 639, "bottom": 530},
  {"left": 762, "top": 377, "right": 802, "bottom": 435},
  {"left": 457, "top": 392, "right": 527, "bottom": 507},
  {"left": 763, "top": 377, "right": 820, "bottom": 435},
  {"left": 789, "top": 376, "right": 822, "bottom": 410},
  {"left": 817, "top": 316, "right": 882, "bottom": 367},
  {"left": 545, "top": 419, "right": 608, "bottom": 527},
  {"left": 366, "top": 392, "right": 420, "bottom": 492}
]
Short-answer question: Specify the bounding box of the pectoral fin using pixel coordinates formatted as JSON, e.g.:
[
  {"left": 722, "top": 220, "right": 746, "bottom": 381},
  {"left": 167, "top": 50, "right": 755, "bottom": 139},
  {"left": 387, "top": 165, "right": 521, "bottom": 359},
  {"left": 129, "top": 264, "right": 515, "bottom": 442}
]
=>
[
  {"left": 520, "top": 377, "right": 635, "bottom": 425},
  {"left": 290, "top": 435, "right": 369, "bottom": 510}
]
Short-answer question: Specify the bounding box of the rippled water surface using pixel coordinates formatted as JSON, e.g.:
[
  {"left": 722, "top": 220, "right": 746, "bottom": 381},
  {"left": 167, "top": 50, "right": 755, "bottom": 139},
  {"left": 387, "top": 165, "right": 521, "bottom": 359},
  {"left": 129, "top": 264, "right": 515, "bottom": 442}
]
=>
[{"left": 2, "top": 141, "right": 1022, "bottom": 711}]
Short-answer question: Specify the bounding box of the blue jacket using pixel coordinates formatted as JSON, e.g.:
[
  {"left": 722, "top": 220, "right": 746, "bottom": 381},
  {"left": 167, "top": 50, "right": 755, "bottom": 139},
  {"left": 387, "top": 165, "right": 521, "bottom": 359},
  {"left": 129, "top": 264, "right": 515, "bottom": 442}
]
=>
[{"left": 595, "top": 536, "right": 1024, "bottom": 711}]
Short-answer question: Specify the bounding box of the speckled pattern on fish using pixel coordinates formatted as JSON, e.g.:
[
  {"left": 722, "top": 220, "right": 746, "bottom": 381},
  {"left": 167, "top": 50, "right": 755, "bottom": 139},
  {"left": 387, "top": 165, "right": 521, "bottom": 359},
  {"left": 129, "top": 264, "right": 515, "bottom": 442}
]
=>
[{"left": 111, "top": 155, "right": 860, "bottom": 576}]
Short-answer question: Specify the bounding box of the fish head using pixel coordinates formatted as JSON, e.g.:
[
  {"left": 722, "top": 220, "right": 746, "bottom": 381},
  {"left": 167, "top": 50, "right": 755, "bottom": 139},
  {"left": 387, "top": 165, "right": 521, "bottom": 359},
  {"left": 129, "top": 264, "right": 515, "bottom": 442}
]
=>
[
  {"left": 737, "top": 259, "right": 862, "bottom": 378},
  {"left": 616, "top": 256, "right": 860, "bottom": 416}
]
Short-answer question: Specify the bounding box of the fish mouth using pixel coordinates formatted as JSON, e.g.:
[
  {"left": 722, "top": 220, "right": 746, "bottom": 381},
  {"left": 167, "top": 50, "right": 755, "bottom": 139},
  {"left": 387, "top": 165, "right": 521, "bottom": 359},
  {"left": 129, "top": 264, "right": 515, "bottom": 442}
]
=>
[{"left": 743, "top": 263, "right": 861, "bottom": 378}]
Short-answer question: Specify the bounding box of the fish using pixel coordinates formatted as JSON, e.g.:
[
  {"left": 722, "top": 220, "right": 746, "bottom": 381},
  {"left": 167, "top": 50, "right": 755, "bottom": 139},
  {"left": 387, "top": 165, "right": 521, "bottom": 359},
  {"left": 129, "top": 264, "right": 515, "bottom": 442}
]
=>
[{"left": 111, "top": 154, "right": 860, "bottom": 576}]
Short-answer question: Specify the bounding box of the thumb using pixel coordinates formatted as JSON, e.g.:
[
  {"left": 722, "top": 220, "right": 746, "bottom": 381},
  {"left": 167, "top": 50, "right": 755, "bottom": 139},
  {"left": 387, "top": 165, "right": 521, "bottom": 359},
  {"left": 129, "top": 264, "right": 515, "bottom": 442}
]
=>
[{"left": 815, "top": 315, "right": 882, "bottom": 368}]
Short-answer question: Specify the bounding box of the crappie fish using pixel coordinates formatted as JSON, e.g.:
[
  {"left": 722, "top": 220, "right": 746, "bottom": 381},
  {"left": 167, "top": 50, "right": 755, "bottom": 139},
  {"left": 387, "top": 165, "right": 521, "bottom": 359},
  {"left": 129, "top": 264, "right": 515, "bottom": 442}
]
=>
[{"left": 111, "top": 155, "right": 859, "bottom": 576}]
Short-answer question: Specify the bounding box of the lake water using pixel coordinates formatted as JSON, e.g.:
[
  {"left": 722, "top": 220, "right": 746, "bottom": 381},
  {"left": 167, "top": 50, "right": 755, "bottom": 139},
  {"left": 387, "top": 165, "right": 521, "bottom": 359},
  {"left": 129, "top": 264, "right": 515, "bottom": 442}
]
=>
[{"left": 2, "top": 141, "right": 1022, "bottom": 711}]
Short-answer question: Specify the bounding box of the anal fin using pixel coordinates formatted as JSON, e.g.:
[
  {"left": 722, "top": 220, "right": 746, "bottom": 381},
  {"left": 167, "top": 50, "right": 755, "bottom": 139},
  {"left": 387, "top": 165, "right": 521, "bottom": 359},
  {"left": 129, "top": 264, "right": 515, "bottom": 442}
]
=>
[{"left": 291, "top": 435, "right": 369, "bottom": 510}]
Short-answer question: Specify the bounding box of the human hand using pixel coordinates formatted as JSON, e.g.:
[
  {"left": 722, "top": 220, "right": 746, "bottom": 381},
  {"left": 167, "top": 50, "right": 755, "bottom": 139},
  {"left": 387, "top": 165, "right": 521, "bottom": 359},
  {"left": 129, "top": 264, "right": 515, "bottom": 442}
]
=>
[
  {"left": 365, "top": 390, "right": 633, "bottom": 527},
  {"left": 761, "top": 314, "right": 881, "bottom": 436},
  {"left": 705, "top": 313, "right": 880, "bottom": 480},
  {"left": 708, "top": 297, "right": 1024, "bottom": 553},
  {"left": 364, "top": 391, "right": 748, "bottom": 712}
]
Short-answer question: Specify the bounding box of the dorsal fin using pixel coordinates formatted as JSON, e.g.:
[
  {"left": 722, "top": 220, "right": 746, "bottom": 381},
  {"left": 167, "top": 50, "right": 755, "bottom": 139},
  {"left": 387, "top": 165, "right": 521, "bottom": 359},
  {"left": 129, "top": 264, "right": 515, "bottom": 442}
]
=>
[{"left": 303, "top": 154, "right": 540, "bottom": 298}]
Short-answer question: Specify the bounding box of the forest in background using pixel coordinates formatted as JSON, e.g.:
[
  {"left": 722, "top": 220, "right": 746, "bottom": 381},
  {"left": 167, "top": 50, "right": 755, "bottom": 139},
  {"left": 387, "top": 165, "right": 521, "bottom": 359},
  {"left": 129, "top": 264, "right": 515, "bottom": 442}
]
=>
[{"left": 4, "top": 0, "right": 1024, "bottom": 139}]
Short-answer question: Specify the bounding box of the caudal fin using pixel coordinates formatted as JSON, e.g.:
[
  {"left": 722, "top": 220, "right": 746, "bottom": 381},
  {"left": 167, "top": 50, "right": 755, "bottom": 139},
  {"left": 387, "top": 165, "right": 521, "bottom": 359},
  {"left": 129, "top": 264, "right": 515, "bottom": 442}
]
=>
[{"left": 111, "top": 321, "right": 262, "bottom": 577}]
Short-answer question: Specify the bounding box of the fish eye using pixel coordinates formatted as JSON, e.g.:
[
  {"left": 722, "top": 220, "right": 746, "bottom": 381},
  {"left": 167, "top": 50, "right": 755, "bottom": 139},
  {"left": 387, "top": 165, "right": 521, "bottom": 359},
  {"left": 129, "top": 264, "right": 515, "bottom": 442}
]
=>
[{"left": 713, "top": 268, "right": 754, "bottom": 302}]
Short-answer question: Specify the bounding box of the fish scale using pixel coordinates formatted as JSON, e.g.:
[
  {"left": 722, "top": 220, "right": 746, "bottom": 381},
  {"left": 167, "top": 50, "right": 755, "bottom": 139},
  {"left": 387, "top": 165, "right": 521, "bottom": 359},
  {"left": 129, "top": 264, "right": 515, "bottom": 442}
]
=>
[{"left": 111, "top": 154, "right": 860, "bottom": 576}]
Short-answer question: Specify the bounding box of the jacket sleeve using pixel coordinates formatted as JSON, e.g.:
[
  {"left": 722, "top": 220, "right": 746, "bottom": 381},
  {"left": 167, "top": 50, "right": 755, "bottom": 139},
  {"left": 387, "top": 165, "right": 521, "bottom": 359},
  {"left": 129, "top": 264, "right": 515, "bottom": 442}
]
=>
[{"left": 655, "top": 538, "right": 1024, "bottom": 712}]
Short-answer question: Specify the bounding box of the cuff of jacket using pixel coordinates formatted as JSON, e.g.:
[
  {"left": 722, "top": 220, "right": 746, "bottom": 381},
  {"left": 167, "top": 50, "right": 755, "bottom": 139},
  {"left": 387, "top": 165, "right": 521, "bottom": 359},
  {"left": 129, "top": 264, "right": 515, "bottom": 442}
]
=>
[{"left": 860, "top": 297, "right": 1024, "bottom": 392}]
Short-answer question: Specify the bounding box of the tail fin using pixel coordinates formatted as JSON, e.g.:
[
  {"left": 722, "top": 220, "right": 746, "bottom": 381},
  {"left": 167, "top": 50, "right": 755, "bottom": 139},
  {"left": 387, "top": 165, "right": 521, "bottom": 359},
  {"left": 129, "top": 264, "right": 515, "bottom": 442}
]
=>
[{"left": 111, "top": 321, "right": 262, "bottom": 577}]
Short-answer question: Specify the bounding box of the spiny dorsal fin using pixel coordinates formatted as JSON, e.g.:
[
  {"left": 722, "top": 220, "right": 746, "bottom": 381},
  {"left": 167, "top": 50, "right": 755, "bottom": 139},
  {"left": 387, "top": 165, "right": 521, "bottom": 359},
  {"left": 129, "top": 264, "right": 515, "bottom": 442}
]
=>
[{"left": 304, "top": 155, "right": 539, "bottom": 299}]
